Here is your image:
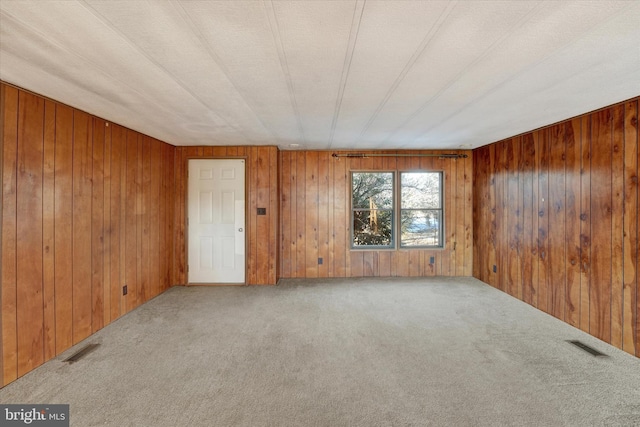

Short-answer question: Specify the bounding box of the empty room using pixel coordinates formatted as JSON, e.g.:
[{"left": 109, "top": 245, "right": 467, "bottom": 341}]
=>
[{"left": 1, "top": 1, "right": 639, "bottom": 426}]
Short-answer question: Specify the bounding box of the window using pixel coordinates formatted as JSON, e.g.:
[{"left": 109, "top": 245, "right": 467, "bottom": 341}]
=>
[
  {"left": 400, "top": 172, "right": 442, "bottom": 247},
  {"left": 351, "top": 171, "right": 443, "bottom": 249},
  {"left": 351, "top": 172, "right": 394, "bottom": 247}
]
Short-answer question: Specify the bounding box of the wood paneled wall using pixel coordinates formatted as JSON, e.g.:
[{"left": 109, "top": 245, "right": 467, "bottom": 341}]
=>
[
  {"left": 173, "top": 146, "right": 278, "bottom": 285},
  {"left": 279, "top": 150, "right": 473, "bottom": 278},
  {"left": 473, "top": 97, "right": 639, "bottom": 357},
  {"left": 0, "top": 83, "right": 176, "bottom": 387}
]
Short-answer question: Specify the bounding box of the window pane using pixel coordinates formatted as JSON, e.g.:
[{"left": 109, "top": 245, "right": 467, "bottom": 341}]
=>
[
  {"left": 352, "top": 172, "right": 394, "bottom": 209},
  {"left": 353, "top": 209, "right": 393, "bottom": 246},
  {"left": 400, "top": 210, "right": 441, "bottom": 247},
  {"left": 401, "top": 172, "right": 440, "bottom": 209}
]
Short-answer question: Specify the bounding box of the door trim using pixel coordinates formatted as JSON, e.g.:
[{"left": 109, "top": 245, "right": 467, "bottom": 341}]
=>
[{"left": 185, "top": 156, "right": 248, "bottom": 286}]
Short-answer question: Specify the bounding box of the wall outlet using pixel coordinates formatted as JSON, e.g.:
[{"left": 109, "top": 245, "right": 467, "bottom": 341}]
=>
[
  {"left": 123, "top": 285, "right": 128, "bottom": 296},
  {"left": 257, "top": 207, "right": 266, "bottom": 215},
  {"left": 318, "top": 257, "right": 323, "bottom": 265},
  {"left": 493, "top": 265, "right": 497, "bottom": 273},
  {"left": 429, "top": 256, "right": 435, "bottom": 264}
]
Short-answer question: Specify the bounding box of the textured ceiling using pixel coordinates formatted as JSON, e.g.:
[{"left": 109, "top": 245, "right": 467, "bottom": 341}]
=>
[{"left": 1, "top": 1, "right": 639, "bottom": 150}]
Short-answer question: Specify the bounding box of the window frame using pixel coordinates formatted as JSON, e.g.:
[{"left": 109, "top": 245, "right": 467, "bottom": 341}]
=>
[
  {"left": 350, "top": 171, "right": 396, "bottom": 249},
  {"left": 398, "top": 171, "right": 444, "bottom": 249},
  {"left": 350, "top": 170, "right": 445, "bottom": 250}
]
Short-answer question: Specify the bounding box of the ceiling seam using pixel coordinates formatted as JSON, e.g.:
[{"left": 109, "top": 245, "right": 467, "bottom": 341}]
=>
[
  {"left": 382, "top": 0, "right": 548, "bottom": 145},
  {"left": 357, "top": 1, "right": 458, "bottom": 140},
  {"left": 408, "top": 0, "right": 640, "bottom": 144},
  {"left": 170, "top": 0, "right": 280, "bottom": 142},
  {"left": 78, "top": 0, "right": 255, "bottom": 144},
  {"left": 328, "top": 0, "right": 366, "bottom": 149},
  {"left": 263, "top": 0, "right": 307, "bottom": 145},
  {"left": 0, "top": 9, "right": 182, "bottom": 136}
]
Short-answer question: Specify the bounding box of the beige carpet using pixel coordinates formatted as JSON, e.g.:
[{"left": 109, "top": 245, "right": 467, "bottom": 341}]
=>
[{"left": 1, "top": 277, "right": 639, "bottom": 426}]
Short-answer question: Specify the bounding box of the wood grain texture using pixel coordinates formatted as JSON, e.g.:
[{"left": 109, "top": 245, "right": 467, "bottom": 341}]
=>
[
  {"left": 42, "top": 100, "right": 56, "bottom": 361},
  {"left": 537, "top": 129, "right": 550, "bottom": 313},
  {"left": 549, "top": 125, "right": 566, "bottom": 320},
  {"left": 0, "top": 83, "right": 177, "bottom": 386},
  {"left": 92, "top": 118, "right": 105, "bottom": 333},
  {"left": 16, "top": 91, "right": 44, "bottom": 376},
  {"left": 172, "top": 146, "right": 278, "bottom": 285},
  {"left": 54, "top": 104, "right": 74, "bottom": 355},
  {"left": 579, "top": 115, "right": 592, "bottom": 333},
  {"left": 521, "top": 133, "right": 536, "bottom": 305},
  {"left": 279, "top": 150, "right": 472, "bottom": 278},
  {"left": 565, "top": 119, "right": 581, "bottom": 327},
  {"left": 72, "top": 110, "right": 93, "bottom": 344},
  {"left": 590, "top": 109, "right": 613, "bottom": 343},
  {"left": 622, "top": 100, "right": 638, "bottom": 356},
  {"left": 0, "top": 84, "right": 5, "bottom": 382},
  {"left": 473, "top": 96, "right": 640, "bottom": 357},
  {"left": 1, "top": 84, "right": 18, "bottom": 385},
  {"left": 611, "top": 105, "right": 625, "bottom": 348}
]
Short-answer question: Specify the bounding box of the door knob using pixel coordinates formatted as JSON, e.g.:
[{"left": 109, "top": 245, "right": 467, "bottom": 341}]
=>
[{"left": 238, "top": 228, "right": 243, "bottom": 232}]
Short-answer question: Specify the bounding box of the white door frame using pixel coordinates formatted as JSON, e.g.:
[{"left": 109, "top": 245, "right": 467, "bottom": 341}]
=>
[{"left": 186, "top": 157, "right": 247, "bottom": 285}]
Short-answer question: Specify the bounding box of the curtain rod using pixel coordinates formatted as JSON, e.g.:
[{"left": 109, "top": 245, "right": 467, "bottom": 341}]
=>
[{"left": 331, "top": 153, "right": 467, "bottom": 159}]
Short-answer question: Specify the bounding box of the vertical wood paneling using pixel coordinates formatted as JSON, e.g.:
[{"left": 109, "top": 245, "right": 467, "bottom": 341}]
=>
[
  {"left": 579, "top": 115, "right": 592, "bottom": 333},
  {"left": 521, "top": 134, "right": 535, "bottom": 305},
  {"left": 0, "top": 83, "right": 177, "bottom": 386},
  {"left": 173, "top": 147, "right": 185, "bottom": 284},
  {"left": 473, "top": 96, "right": 640, "bottom": 358},
  {"left": 102, "top": 122, "right": 112, "bottom": 326},
  {"left": 334, "top": 154, "right": 347, "bottom": 276},
  {"left": 288, "top": 152, "right": 298, "bottom": 276},
  {"left": 305, "top": 152, "right": 318, "bottom": 278},
  {"left": 72, "top": 111, "right": 93, "bottom": 344},
  {"left": 248, "top": 147, "right": 258, "bottom": 284},
  {"left": 280, "top": 152, "right": 292, "bottom": 277},
  {"left": 149, "top": 139, "right": 161, "bottom": 298},
  {"left": 42, "top": 100, "right": 56, "bottom": 361},
  {"left": 295, "top": 151, "right": 306, "bottom": 278},
  {"left": 53, "top": 104, "right": 73, "bottom": 354},
  {"left": 109, "top": 125, "right": 124, "bottom": 321},
  {"left": 279, "top": 150, "right": 472, "bottom": 279},
  {"left": 489, "top": 145, "right": 501, "bottom": 286},
  {"left": 135, "top": 136, "right": 143, "bottom": 307},
  {"left": 496, "top": 141, "right": 507, "bottom": 291},
  {"left": 537, "top": 129, "right": 550, "bottom": 313},
  {"left": 590, "top": 109, "right": 613, "bottom": 343},
  {"left": 91, "top": 118, "right": 105, "bottom": 333},
  {"left": 565, "top": 119, "right": 582, "bottom": 327},
  {"left": 549, "top": 125, "right": 566, "bottom": 320},
  {"left": 622, "top": 100, "right": 638, "bottom": 356},
  {"left": 1, "top": 84, "right": 18, "bottom": 384},
  {"left": 140, "top": 137, "right": 151, "bottom": 302},
  {"left": 611, "top": 105, "right": 625, "bottom": 348},
  {"left": 269, "top": 147, "right": 278, "bottom": 282},
  {"left": 506, "top": 137, "right": 522, "bottom": 298},
  {"left": 124, "top": 131, "right": 138, "bottom": 313},
  {"left": 0, "top": 84, "right": 5, "bottom": 382},
  {"left": 463, "top": 155, "right": 473, "bottom": 276},
  {"left": 258, "top": 147, "right": 272, "bottom": 284},
  {"left": 318, "top": 152, "right": 329, "bottom": 278},
  {"left": 16, "top": 91, "right": 44, "bottom": 376},
  {"left": 455, "top": 154, "right": 466, "bottom": 277},
  {"left": 172, "top": 145, "right": 278, "bottom": 285}
]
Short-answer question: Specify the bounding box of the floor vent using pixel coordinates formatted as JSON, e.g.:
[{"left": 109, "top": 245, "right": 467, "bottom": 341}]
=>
[
  {"left": 64, "top": 343, "right": 100, "bottom": 363},
  {"left": 568, "top": 340, "right": 607, "bottom": 357}
]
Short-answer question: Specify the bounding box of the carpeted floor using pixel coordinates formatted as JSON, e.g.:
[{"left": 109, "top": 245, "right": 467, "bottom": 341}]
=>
[{"left": 1, "top": 277, "right": 639, "bottom": 426}]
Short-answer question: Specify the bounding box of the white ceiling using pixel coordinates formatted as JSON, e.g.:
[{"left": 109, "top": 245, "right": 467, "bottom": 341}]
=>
[{"left": 1, "top": 1, "right": 639, "bottom": 150}]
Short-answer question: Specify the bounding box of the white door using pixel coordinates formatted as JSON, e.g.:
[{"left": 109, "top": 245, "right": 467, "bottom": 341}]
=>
[{"left": 188, "top": 159, "right": 245, "bottom": 283}]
